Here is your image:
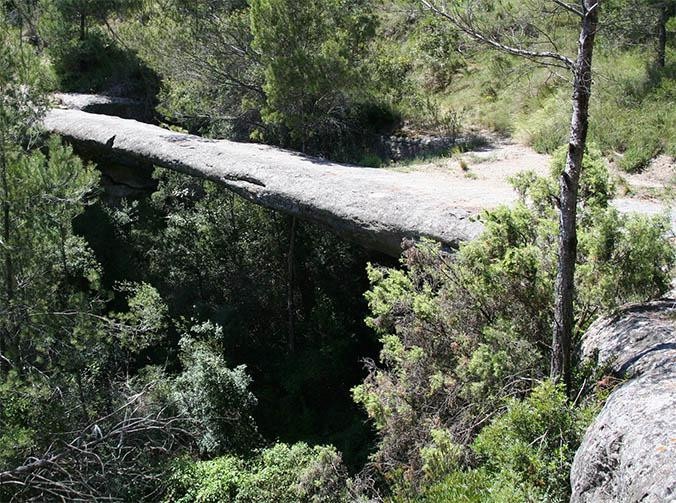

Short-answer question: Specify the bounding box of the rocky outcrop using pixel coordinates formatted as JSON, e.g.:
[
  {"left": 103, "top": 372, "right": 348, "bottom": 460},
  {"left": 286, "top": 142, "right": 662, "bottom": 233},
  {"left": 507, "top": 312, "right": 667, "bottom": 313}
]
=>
[
  {"left": 53, "top": 93, "right": 151, "bottom": 122},
  {"left": 43, "top": 108, "right": 485, "bottom": 256},
  {"left": 571, "top": 292, "right": 676, "bottom": 503},
  {"left": 45, "top": 94, "right": 673, "bottom": 255},
  {"left": 376, "top": 134, "right": 456, "bottom": 161}
]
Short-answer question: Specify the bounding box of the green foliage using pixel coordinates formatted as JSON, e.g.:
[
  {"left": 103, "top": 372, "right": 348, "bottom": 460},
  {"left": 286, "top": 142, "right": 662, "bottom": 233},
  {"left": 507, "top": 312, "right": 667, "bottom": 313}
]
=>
[
  {"left": 39, "top": 0, "right": 155, "bottom": 95},
  {"left": 516, "top": 145, "right": 673, "bottom": 311},
  {"left": 0, "top": 136, "right": 102, "bottom": 370},
  {"left": 133, "top": 0, "right": 390, "bottom": 156},
  {"left": 250, "top": 0, "right": 375, "bottom": 151},
  {"left": 354, "top": 146, "right": 673, "bottom": 491},
  {"left": 419, "top": 428, "right": 463, "bottom": 483},
  {"left": 166, "top": 455, "right": 246, "bottom": 503},
  {"left": 471, "top": 381, "right": 593, "bottom": 501},
  {"left": 590, "top": 51, "right": 675, "bottom": 168},
  {"left": 414, "top": 382, "right": 598, "bottom": 503},
  {"left": 402, "top": 18, "right": 674, "bottom": 165},
  {"left": 513, "top": 48, "right": 676, "bottom": 163},
  {"left": 521, "top": 89, "right": 570, "bottom": 154},
  {"left": 577, "top": 211, "right": 674, "bottom": 309},
  {"left": 113, "top": 281, "right": 168, "bottom": 353},
  {"left": 130, "top": 0, "right": 259, "bottom": 138},
  {"left": 0, "top": 373, "right": 52, "bottom": 466},
  {"left": 617, "top": 137, "right": 663, "bottom": 172},
  {"left": 358, "top": 152, "right": 384, "bottom": 168},
  {"left": 89, "top": 167, "right": 378, "bottom": 468},
  {"left": 511, "top": 144, "right": 615, "bottom": 213},
  {"left": 411, "top": 14, "right": 466, "bottom": 91},
  {"left": 413, "top": 468, "right": 492, "bottom": 503},
  {"left": 0, "top": 133, "right": 194, "bottom": 499},
  {"left": 173, "top": 335, "right": 260, "bottom": 456},
  {"left": 0, "top": 18, "right": 54, "bottom": 143},
  {"left": 3, "top": 1, "right": 674, "bottom": 499},
  {"left": 0, "top": 18, "right": 190, "bottom": 499},
  {"left": 164, "top": 443, "right": 348, "bottom": 503}
]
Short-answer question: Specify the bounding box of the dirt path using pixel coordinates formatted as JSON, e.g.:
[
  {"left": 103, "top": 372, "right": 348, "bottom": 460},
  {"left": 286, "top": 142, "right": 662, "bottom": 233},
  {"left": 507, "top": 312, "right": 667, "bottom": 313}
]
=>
[{"left": 389, "top": 137, "right": 675, "bottom": 233}]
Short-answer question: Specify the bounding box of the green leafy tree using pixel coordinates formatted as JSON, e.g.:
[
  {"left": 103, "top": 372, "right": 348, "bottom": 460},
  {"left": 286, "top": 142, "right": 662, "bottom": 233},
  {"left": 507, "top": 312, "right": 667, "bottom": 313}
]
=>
[
  {"left": 40, "top": 0, "right": 136, "bottom": 41},
  {"left": 605, "top": 0, "right": 675, "bottom": 67},
  {"left": 130, "top": 0, "right": 263, "bottom": 138},
  {"left": 250, "top": 0, "right": 375, "bottom": 151},
  {"left": 173, "top": 332, "right": 261, "bottom": 456},
  {"left": 38, "top": 0, "right": 153, "bottom": 94},
  {"left": 0, "top": 12, "right": 193, "bottom": 500}
]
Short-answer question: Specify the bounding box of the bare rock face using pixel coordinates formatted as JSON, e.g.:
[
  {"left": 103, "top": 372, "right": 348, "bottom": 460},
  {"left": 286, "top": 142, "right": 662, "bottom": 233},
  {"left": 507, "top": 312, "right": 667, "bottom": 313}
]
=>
[
  {"left": 43, "top": 108, "right": 484, "bottom": 256},
  {"left": 53, "top": 93, "right": 150, "bottom": 121},
  {"left": 570, "top": 292, "right": 676, "bottom": 503},
  {"left": 45, "top": 93, "right": 674, "bottom": 255}
]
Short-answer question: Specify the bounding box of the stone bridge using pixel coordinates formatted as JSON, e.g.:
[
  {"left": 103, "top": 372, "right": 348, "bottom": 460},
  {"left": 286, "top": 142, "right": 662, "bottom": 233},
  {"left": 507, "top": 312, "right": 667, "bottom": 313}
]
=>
[
  {"left": 44, "top": 94, "right": 674, "bottom": 256},
  {"left": 44, "top": 104, "right": 486, "bottom": 257}
]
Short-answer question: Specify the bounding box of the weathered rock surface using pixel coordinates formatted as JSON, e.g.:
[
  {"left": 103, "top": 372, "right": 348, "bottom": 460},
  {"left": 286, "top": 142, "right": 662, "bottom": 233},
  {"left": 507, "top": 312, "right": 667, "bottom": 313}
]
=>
[
  {"left": 376, "top": 133, "right": 457, "bottom": 161},
  {"left": 44, "top": 108, "right": 485, "bottom": 256},
  {"left": 44, "top": 93, "right": 674, "bottom": 254},
  {"left": 571, "top": 292, "right": 676, "bottom": 503},
  {"left": 53, "top": 93, "right": 150, "bottom": 121}
]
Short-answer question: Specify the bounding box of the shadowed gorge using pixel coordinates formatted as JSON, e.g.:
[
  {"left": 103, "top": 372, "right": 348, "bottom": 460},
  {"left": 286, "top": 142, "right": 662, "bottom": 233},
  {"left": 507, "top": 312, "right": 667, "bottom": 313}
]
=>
[{"left": 1, "top": 0, "right": 674, "bottom": 501}]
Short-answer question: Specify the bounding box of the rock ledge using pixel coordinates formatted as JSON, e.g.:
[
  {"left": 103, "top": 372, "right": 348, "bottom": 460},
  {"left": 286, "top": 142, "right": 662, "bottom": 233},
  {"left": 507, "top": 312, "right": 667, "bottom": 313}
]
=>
[{"left": 571, "top": 292, "right": 676, "bottom": 503}]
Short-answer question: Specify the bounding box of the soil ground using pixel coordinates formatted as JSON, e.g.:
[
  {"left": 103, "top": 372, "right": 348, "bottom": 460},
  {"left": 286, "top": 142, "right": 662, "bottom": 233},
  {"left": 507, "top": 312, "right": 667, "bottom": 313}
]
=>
[{"left": 388, "top": 136, "right": 675, "bottom": 233}]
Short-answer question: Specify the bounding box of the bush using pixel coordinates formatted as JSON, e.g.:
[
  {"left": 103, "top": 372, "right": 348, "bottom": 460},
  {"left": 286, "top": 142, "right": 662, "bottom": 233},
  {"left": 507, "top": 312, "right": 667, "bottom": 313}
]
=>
[
  {"left": 471, "top": 381, "right": 594, "bottom": 501},
  {"left": 172, "top": 335, "right": 260, "bottom": 456},
  {"left": 164, "top": 443, "right": 349, "bottom": 503},
  {"left": 354, "top": 145, "right": 673, "bottom": 490},
  {"left": 358, "top": 152, "right": 384, "bottom": 168},
  {"left": 412, "top": 468, "right": 492, "bottom": 503},
  {"left": 617, "top": 137, "right": 662, "bottom": 172},
  {"left": 413, "top": 382, "right": 597, "bottom": 503},
  {"left": 44, "top": 26, "right": 154, "bottom": 95},
  {"left": 522, "top": 91, "right": 570, "bottom": 154},
  {"left": 39, "top": 0, "right": 157, "bottom": 96}
]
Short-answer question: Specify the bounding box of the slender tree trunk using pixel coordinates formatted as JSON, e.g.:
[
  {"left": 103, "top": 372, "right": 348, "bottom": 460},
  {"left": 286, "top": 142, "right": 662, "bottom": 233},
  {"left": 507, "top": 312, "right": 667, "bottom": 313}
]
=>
[
  {"left": 0, "top": 144, "right": 12, "bottom": 372},
  {"left": 551, "top": 0, "right": 599, "bottom": 391},
  {"left": 287, "top": 216, "right": 297, "bottom": 354},
  {"left": 657, "top": 4, "right": 667, "bottom": 68},
  {"left": 79, "top": 11, "right": 86, "bottom": 41}
]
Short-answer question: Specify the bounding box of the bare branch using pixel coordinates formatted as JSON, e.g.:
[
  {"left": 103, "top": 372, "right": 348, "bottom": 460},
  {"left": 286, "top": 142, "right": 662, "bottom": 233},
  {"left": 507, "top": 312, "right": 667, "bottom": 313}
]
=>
[
  {"left": 420, "top": 0, "right": 576, "bottom": 70},
  {"left": 0, "top": 385, "right": 195, "bottom": 501},
  {"left": 550, "top": 0, "right": 584, "bottom": 17}
]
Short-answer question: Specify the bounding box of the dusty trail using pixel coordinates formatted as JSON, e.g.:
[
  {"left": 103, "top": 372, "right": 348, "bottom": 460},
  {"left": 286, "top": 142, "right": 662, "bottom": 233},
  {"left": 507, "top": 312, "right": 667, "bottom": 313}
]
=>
[{"left": 389, "top": 137, "right": 675, "bottom": 233}]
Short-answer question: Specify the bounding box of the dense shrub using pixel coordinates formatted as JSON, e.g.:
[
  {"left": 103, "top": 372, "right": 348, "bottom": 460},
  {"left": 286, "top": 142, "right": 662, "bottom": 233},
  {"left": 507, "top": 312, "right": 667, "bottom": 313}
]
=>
[
  {"left": 413, "top": 382, "right": 597, "bottom": 503},
  {"left": 164, "top": 443, "right": 348, "bottom": 503},
  {"left": 353, "top": 146, "right": 673, "bottom": 492},
  {"left": 617, "top": 137, "right": 663, "bottom": 172},
  {"left": 250, "top": 0, "right": 375, "bottom": 151},
  {"left": 172, "top": 335, "right": 260, "bottom": 456},
  {"left": 40, "top": 1, "right": 156, "bottom": 96}
]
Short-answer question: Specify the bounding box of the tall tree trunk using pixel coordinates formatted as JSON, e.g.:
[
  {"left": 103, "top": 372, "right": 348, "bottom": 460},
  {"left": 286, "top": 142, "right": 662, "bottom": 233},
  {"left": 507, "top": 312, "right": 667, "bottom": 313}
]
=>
[
  {"left": 287, "top": 216, "right": 297, "bottom": 354},
  {"left": 551, "top": 0, "right": 599, "bottom": 391},
  {"left": 79, "top": 11, "right": 86, "bottom": 41},
  {"left": 657, "top": 4, "right": 667, "bottom": 68},
  {"left": 0, "top": 144, "right": 12, "bottom": 372}
]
